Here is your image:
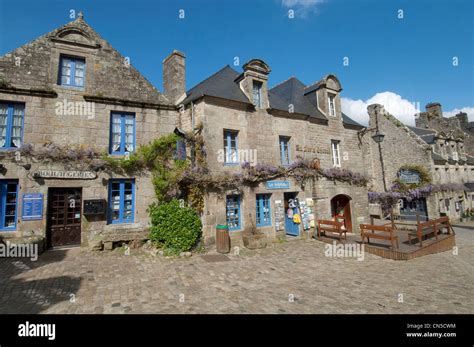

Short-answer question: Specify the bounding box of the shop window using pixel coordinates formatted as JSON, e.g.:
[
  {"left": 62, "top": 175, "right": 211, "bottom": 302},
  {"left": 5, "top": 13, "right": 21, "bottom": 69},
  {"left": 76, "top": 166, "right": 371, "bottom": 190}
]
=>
[
  {"left": 279, "top": 136, "right": 291, "bottom": 165},
  {"left": 331, "top": 140, "right": 341, "bottom": 167},
  {"left": 110, "top": 112, "right": 135, "bottom": 155},
  {"left": 108, "top": 179, "right": 134, "bottom": 224},
  {"left": 223, "top": 130, "right": 238, "bottom": 164},
  {"left": 226, "top": 195, "right": 241, "bottom": 230},
  {"left": 59, "top": 56, "right": 85, "bottom": 87},
  {"left": 0, "top": 103, "right": 24, "bottom": 149},
  {"left": 0, "top": 180, "right": 18, "bottom": 231},
  {"left": 256, "top": 194, "right": 271, "bottom": 227}
]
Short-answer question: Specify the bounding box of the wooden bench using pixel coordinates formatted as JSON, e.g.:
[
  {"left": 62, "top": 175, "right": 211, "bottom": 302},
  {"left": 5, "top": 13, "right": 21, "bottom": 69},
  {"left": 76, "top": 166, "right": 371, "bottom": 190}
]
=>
[
  {"left": 360, "top": 224, "right": 399, "bottom": 249},
  {"left": 317, "top": 219, "right": 346, "bottom": 241},
  {"left": 408, "top": 216, "right": 454, "bottom": 247}
]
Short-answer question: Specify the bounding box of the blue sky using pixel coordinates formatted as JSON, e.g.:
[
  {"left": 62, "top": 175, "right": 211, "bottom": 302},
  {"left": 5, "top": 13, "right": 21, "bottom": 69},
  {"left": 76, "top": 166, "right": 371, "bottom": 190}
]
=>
[{"left": 0, "top": 0, "right": 473, "bottom": 124}]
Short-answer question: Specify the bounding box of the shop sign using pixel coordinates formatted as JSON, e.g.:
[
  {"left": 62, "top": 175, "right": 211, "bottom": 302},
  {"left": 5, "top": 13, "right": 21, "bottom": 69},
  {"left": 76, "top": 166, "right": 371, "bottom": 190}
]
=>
[
  {"left": 398, "top": 170, "right": 421, "bottom": 184},
  {"left": 266, "top": 181, "right": 290, "bottom": 189},
  {"left": 33, "top": 170, "right": 97, "bottom": 179},
  {"left": 295, "top": 144, "right": 331, "bottom": 155}
]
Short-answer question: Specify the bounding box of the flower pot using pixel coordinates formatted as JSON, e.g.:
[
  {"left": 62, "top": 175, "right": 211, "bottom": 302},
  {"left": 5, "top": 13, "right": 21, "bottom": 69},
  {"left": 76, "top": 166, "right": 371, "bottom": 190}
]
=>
[{"left": 242, "top": 233, "right": 268, "bottom": 250}]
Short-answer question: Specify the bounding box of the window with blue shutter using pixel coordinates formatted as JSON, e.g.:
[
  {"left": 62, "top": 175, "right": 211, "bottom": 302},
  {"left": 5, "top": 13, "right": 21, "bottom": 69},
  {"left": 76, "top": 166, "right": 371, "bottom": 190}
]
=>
[
  {"left": 108, "top": 179, "right": 135, "bottom": 224},
  {"left": 279, "top": 136, "right": 290, "bottom": 165},
  {"left": 176, "top": 139, "right": 186, "bottom": 160},
  {"left": 0, "top": 103, "right": 24, "bottom": 149},
  {"left": 223, "top": 130, "right": 238, "bottom": 164},
  {"left": 256, "top": 194, "right": 271, "bottom": 227},
  {"left": 226, "top": 195, "right": 241, "bottom": 230},
  {"left": 59, "top": 56, "right": 86, "bottom": 87},
  {"left": 0, "top": 180, "right": 19, "bottom": 231},
  {"left": 110, "top": 112, "right": 135, "bottom": 155}
]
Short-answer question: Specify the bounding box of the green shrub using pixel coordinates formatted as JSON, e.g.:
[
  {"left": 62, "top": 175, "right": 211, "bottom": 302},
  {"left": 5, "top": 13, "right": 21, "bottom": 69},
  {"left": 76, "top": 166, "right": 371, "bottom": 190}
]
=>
[{"left": 149, "top": 199, "right": 202, "bottom": 253}]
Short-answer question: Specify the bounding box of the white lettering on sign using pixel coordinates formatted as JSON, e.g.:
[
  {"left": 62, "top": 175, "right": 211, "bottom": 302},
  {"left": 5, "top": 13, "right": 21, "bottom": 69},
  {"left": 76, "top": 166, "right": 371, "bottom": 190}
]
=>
[{"left": 33, "top": 170, "right": 97, "bottom": 180}]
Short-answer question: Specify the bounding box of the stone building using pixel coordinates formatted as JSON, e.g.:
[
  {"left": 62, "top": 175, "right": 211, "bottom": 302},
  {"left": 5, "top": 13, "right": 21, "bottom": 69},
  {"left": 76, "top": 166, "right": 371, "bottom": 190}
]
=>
[
  {"left": 0, "top": 14, "right": 177, "bottom": 248},
  {"left": 363, "top": 104, "right": 474, "bottom": 221},
  {"left": 416, "top": 102, "right": 474, "bottom": 156},
  {"left": 177, "top": 57, "right": 369, "bottom": 244}
]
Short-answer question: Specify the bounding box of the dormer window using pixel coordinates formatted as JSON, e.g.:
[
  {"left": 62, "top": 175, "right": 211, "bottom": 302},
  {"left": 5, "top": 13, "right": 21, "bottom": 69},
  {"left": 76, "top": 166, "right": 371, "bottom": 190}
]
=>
[
  {"left": 328, "top": 93, "right": 336, "bottom": 117},
  {"left": 252, "top": 80, "right": 263, "bottom": 109}
]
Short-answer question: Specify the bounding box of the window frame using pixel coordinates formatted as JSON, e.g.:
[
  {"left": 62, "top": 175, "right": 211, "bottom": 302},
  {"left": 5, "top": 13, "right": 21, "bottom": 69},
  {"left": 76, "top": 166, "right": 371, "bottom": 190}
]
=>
[
  {"left": 328, "top": 93, "right": 336, "bottom": 117},
  {"left": 279, "top": 136, "right": 291, "bottom": 166},
  {"left": 0, "top": 180, "right": 19, "bottom": 231},
  {"left": 331, "top": 140, "right": 341, "bottom": 167},
  {"left": 256, "top": 193, "right": 271, "bottom": 227},
  {"left": 223, "top": 129, "right": 239, "bottom": 165},
  {"left": 108, "top": 179, "right": 135, "bottom": 224},
  {"left": 109, "top": 112, "right": 136, "bottom": 155},
  {"left": 59, "top": 56, "right": 86, "bottom": 88},
  {"left": 0, "top": 103, "right": 24, "bottom": 150},
  {"left": 226, "top": 194, "right": 241, "bottom": 231}
]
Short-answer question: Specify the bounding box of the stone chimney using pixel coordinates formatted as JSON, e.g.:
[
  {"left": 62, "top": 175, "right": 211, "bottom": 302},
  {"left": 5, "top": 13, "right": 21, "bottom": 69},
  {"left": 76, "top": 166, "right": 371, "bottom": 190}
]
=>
[
  {"left": 425, "top": 102, "right": 443, "bottom": 118},
  {"left": 163, "top": 50, "right": 186, "bottom": 105}
]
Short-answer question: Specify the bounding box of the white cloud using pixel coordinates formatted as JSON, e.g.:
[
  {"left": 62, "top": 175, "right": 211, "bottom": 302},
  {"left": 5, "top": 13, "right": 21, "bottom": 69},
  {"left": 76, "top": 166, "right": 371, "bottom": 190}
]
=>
[
  {"left": 443, "top": 107, "right": 474, "bottom": 121},
  {"left": 342, "top": 92, "right": 420, "bottom": 126},
  {"left": 281, "top": 0, "right": 325, "bottom": 16},
  {"left": 342, "top": 93, "right": 474, "bottom": 126}
]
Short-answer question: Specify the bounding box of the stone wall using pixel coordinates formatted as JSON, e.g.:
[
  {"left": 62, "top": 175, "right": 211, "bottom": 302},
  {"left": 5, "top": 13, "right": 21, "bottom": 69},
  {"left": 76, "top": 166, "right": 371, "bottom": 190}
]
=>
[
  {"left": 0, "top": 15, "right": 177, "bottom": 246},
  {"left": 365, "top": 104, "right": 433, "bottom": 192},
  {"left": 184, "top": 96, "right": 369, "bottom": 244},
  {"left": 364, "top": 104, "right": 470, "bottom": 221}
]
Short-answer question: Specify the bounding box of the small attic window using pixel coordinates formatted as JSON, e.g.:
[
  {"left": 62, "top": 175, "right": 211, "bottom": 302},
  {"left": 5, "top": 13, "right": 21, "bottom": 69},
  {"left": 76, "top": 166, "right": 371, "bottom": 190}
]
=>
[
  {"left": 59, "top": 56, "right": 85, "bottom": 87},
  {"left": 328, "top": 93, "right": 336, "bottom": 117},
  {"left": 252, "top": 80, "right": 263, "bottom": 109}
]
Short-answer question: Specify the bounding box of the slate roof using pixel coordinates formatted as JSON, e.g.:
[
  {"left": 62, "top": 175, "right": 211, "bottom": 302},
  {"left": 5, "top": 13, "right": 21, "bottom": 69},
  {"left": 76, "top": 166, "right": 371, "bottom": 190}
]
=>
[
  {"left": 431, "top": 152, "right": 446, "bottom": 163},
  {"left": 183, "top": 66, "right": 363, "bottom": 128},
  {"left": 269, "top": 77, "right": 326, "bottom": 120},
  {"left": 464, "top": 183, "right": 474, "bottom": 192},
  {"left": 407, "top": 126, "right": 437, "bottom": 144},
  {"left": 182, "top": 66, "right": 249, "bottom": 105}
]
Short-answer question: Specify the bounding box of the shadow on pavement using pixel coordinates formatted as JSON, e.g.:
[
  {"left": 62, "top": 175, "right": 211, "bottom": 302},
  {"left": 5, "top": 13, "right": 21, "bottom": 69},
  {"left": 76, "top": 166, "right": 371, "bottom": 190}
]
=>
[{"left": 0, "top": 246, "right": 82, "bottom": 314}]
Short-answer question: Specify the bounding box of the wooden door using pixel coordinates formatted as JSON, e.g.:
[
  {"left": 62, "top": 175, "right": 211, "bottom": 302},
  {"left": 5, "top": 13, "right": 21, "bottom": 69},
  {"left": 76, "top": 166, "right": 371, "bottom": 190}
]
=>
[
  {"left": 48, "top": 188, "right": 82, "bottom": 247},
  {"left": 331, "top": 194, "right": 352, "bottom": 233}
]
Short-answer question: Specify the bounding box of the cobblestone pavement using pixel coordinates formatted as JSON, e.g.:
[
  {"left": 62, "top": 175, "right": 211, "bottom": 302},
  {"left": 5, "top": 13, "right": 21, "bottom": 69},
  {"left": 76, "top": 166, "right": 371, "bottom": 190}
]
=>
[{"left": 0, "top": 225, "right": 473, "bottom": 314}]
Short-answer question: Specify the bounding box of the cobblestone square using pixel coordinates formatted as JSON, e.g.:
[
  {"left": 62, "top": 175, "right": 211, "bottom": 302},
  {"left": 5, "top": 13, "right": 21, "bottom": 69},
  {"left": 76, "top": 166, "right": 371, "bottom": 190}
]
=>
[{"left": 0, "top": 225, "right": 472, "bottom": 314}]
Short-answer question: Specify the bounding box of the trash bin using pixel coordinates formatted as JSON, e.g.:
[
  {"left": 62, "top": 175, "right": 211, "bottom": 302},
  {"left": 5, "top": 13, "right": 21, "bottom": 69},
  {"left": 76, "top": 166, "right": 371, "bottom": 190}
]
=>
[{"left": 216, "top": 224, "right": 230, "bottom": 254}]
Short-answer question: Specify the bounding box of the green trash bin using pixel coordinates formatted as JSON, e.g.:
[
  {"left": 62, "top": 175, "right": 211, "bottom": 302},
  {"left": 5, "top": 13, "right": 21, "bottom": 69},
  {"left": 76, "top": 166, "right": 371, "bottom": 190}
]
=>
[{"left": 216, "top": 224, "right": 230, "bottom": 254}]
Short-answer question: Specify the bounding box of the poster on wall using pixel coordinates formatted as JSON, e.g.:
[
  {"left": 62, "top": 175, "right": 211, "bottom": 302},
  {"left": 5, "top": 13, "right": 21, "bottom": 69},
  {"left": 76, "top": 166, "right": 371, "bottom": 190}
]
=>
[
  {"left": 274, "top": 200, "right": 285, "bottom": 231},
  {"left": 22, "top": 193, "right": 44, "bottom": 221}
]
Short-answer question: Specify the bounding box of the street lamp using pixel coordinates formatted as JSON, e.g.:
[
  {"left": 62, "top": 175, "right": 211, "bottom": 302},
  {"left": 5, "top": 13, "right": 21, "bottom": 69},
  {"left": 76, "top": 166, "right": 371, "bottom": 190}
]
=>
[{"left": 372, "top": 131, "right": 385, "bottom": 143}]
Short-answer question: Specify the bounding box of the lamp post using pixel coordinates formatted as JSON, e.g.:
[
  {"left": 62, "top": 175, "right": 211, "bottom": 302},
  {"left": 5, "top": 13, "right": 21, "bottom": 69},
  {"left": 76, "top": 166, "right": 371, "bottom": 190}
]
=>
[{"left": 372, "top": 110, "right": 387, "bottom": 192}]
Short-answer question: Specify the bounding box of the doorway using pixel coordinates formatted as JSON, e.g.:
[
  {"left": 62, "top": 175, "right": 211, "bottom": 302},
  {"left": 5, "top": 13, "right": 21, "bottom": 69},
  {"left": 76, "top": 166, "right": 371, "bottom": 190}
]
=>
[
  {"left": 47, "top": 188, "right": 82, "bottom": 248},
  {"left": 331, "top": 194, "right": 352, "bottom": 232},
  {"left": 400, "top": 198, "right": 428, "bottom": 221},
  {"left": 284, "top": 192, "right": 300, "bottom": 236}
]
